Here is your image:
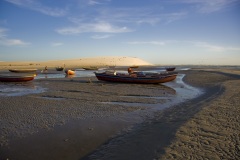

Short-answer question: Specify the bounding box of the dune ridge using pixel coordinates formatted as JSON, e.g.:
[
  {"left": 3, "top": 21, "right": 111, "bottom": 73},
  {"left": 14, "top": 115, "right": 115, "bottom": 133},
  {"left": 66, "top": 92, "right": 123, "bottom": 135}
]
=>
[{"left": 0, "top": 56, "right": 152, "bottom": 70}]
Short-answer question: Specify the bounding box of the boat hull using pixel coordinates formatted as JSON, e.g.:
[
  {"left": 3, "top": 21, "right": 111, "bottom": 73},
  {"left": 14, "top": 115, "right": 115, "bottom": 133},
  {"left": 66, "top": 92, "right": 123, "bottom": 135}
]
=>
[
  {"left": 65, "top": 70, "right": 75, "bottom": 75},
  {"left": 9, "top": 69, "right": 38, "bottom": 73},
  {"left": 0, "top": 75, "right": 34, "bottom": 82},
  {"left": 165, "top": 67, "right": 176, "bottom": 71},
  {"left": 82, "top": 67, "right": 98, "bottom": 70},
  {"left": 56, "top": 67, "right": 64, "bottom": 71},
  {"left": 95, "top": 72, "right": 177, "bottom": 84}
]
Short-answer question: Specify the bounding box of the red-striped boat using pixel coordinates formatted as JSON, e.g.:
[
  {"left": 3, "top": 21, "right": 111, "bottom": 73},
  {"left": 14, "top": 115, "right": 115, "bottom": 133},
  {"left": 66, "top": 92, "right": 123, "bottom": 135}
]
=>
[
  {"left": 0, "top": 75, "right": 35, "bottom": 82},
  {"left": 94, "top": 71, "right": 177, "bottom": 84}
]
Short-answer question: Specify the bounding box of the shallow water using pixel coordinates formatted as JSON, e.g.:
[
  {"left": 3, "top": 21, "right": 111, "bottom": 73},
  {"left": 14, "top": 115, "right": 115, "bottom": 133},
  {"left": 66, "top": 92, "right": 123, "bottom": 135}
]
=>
[
  {"left": 0, "top": 67, "right": 190, "bottom": 97},
  {"left": 34, "top": 66, "right": 190, "bottom": 79},
  {"left": 0, "top": 70, "right": 96, "bottom": 96},
  {"left": 0, "top": 82, "right": 46, "bottom": 96},
  {"left": 82, "top": 74, "right": 203, "bottom": 160},
  {"left": 0, "top": 68, "right": 201, "bottom": 103},
  {"left": 0, "top": 70, "right": 203, "bottom": 160},
  {"left": 101, "top": 74, "right": 202, "bottom": 111},
  {"left": 35, "top": 70, "right": 96, "bottom": 79}
]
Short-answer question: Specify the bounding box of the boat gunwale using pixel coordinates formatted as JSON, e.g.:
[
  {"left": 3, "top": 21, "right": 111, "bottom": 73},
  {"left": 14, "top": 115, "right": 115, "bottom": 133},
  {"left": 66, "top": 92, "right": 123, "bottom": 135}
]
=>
[{"left": 9, "top": 69, "right": 38, "bottom": 73}]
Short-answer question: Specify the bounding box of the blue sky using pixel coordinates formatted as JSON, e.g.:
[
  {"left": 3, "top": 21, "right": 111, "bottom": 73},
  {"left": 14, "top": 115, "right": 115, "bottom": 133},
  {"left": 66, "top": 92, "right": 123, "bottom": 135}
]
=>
[{"left": 0, "top": 0, "right": 240, "bottom": 65}]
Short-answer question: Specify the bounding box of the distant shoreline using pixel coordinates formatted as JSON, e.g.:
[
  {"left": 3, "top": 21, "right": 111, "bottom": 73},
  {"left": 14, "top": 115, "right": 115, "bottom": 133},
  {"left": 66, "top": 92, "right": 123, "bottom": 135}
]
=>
[
  {"left": 0, "top": 56, "right": 153, "bottom": 70},
  {"left": 1, "top": 56, "right": 239, "bottom": 71}
]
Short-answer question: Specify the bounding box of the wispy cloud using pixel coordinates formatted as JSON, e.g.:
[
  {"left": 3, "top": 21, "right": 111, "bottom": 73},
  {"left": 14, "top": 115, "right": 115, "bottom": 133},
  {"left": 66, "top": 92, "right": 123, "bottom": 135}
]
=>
[
  {"left": 5, "top": 0, "right": 67, "bottom": 17},
  {"left": 88, "top": 0, "right": 100, "bottom": 5},
  {"left": 0, "top": 28, "right": 7, "bottom": 38},
  {"left": 163, "top": 11, "right": 188, "bottom": 24},
  {"left": 52, "top": 42, "right": 63, "bottom": 47},
  {"left": 0, "top": 39, "right": 29, "bottom": 46},
  {"left": 87, "top": 0, "right": 111, "bottom": 6},
  {"left": 0, "top": 28, "right": 30, "bottom": 46},
  {"left": 91, "top": 34, "right": 113, "bottom": 39},
  {"left": 127, "top": 39, "right": 240, "bottom": 52},
  {"left": 180, "top": 0, "right": 238, "bottom": 13},
  {"left": 0, "top": 20, "right": 8, "bottom": 25},
  {"left": 127, "top": 41, "right": 166, "bottom": 46},
  {"left": 54, "top": 1, "right": 188, "bottom": 36},
  {"left": 56, "top": 22, "right": 132, "bottom": 35},
  {"left": 192, "top": 41, "right": 240, "bottom": 52},
  {"left": 96, "top": 7, "right": 187, "bottom": 25}
]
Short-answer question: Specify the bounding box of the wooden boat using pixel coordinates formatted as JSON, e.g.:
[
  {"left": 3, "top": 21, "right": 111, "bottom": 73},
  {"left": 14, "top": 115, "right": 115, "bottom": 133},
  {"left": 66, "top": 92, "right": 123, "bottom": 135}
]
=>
[
  {"left": 56, "top": 67, "right": 64, "bottom": 71},
  {"left": 65, "top": 69, "right": 75, "bottom": 75},
  {"left": 165, "top": 67, "right": 176, "bottom": 71},
  {"left": 94, "top": 71, "right": 177, "bottom": 84},
  {"left": 82, "top": 67, "right": 98, "bottom": 70},
  {"left": 0, "top": 75, "right": 35, "bottom": 82},
  {"left": 129, "top": 66, "right": 139, "bottom": 68},
  {"left": 9, "top": 69, "right": 38, "bottom": 73}
]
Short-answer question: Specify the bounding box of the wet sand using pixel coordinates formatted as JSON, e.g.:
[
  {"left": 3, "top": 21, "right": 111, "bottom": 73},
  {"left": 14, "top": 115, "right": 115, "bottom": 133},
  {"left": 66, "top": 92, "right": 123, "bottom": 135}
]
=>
[
  {"left": 82, "top": 68, "right": 240, "bottom": 160},
  {"left": 0, "top": 67, "right": 240, "bottom": 160},
  {"left": 0, "top": 75, "right": 177, "bottom": 160}
]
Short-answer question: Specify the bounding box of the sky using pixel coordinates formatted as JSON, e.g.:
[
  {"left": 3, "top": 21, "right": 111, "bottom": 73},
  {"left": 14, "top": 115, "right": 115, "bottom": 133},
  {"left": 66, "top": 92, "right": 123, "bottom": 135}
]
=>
[{"left": 0, "top": 0, "right": 240, "bottom": 65}]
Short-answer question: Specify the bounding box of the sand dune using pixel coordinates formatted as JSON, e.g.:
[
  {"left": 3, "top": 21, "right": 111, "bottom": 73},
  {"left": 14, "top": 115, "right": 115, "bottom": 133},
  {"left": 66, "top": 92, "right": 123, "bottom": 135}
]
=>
[{"left": 0, "top": 56, "right": 152, "bottom": 70}]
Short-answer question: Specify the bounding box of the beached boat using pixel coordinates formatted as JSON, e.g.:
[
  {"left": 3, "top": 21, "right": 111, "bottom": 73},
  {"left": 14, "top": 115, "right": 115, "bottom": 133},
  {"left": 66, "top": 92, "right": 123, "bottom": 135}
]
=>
[
  {"left": 129, "top": 66, "right": 139, "bottom": 68},
  {"left": 56, "top": 67, "right": 64, "bottom": 71},
  {"left": 0, "top": 75, "right": 35, "bottom": 82},
  {"left": 9, "top": 69, "right": 38, "bottom": 73},
  {"left": 65, "top": 69, "right": 75, "bottom": 75},
  {"left": 82, "top": 66, "right": 99, "bottom": 70},
  {"left": 165, "top": 67, "right": 176, "bottom": 71},
  {"left": 94, "top": 71, "right": 177, "bottom": 84}
]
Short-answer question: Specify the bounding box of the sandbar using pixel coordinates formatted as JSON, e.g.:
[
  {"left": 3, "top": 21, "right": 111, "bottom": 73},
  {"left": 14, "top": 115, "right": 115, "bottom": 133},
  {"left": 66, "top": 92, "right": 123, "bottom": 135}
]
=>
[{"left": 0, "top": 66, "right": 239, "bottom": 160}]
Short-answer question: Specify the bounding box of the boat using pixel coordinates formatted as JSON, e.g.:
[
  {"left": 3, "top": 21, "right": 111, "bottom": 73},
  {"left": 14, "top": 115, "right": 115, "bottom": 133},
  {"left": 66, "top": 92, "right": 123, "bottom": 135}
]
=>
[
  {"left": 65, "top": 69, "right": 75, "bottom": 75},
  {"left": 129, "top": 66, "right": 139, "bottom": 68},
  {"left": 94, "top": 71, "right": 177, "bottom": 84},
  {"left": 82, "top": 67, "right": 98, "bottom": 70},
  {"left": 0, "top": 75, "right": 35, "bottom": 82},
  {"left": 165, "top": 67, "right": 176, "bottom": 71},
  {"left": 56, "top": 67, "right": 64, "bottom": 71},
  {"left": 9, "top": 69, "right": 38, "bottom": 73}
]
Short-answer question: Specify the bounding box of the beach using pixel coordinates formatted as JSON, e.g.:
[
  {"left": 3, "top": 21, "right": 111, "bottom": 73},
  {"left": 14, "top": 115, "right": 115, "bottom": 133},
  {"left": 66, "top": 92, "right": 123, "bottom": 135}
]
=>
[
  {"left": 0, "top": 56, "right": 152, "bottom": 70},
  {"left": 0, "top": 65, "right": 240, "bottom": 160}
]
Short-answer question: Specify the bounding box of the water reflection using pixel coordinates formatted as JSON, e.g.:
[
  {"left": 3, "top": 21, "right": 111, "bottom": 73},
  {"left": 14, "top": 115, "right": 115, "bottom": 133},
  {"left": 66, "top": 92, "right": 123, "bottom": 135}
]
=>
[
  {"left": 65, "top": 74, "right": 76, "bottom": 78},
  {"left": 35, "top": 70, "right": 95, "bottom": 79},
  {"left": 101, "top": 83, "right": 176, "bottom": 108},
  {"left": 0, "top": 82, "right": 45, "bottom": 96},
  {"left": 36, "top": 72, "right": 65, "bottom": 79},
  {"left": 101, "top": 74, "right": 202, "bottom": 111},
  {"left": 33, "top": 67, "right": 190, "bottom": 79}
]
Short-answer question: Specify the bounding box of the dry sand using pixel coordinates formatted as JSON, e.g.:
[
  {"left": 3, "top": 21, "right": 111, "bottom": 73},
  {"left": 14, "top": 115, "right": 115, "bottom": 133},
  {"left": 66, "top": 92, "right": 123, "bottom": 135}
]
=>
[
  {"left": 0, "top": 67, "right": 239, "bottom": 160},
  {"left": 158, "top": 69, "right": 240, "bottom": 160},
  {"left": 0, "top": 56, "right": 152, "bottom": 70},
  {"left": 160, "top": 80, "right": 240, "bottom": 160}
]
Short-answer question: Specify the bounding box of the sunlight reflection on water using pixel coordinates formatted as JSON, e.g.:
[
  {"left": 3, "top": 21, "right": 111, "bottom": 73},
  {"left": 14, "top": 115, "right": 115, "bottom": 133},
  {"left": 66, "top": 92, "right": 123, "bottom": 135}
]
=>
[
  {"left": 0, "top": 82, "right": 45, "bottom": 96},
  {"left": 101, "top": 74, "right": 203, "bottom": 111},
  {"left": 0, "top": 67, "right": 193, "bottom": 97}
]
